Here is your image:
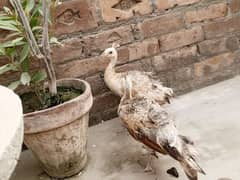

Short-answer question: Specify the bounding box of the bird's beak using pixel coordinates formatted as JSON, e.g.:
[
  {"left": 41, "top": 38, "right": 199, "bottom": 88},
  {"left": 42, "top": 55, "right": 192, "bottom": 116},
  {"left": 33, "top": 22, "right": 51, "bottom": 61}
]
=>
[{"left": 101, "top": 52, "right": 106, "bottom": 57}]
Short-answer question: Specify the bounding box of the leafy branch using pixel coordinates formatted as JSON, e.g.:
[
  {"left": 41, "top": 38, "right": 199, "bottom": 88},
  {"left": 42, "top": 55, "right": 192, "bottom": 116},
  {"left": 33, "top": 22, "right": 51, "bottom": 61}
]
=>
[{"left": 10, "top": 0, "right": 57, "bottom": 95}]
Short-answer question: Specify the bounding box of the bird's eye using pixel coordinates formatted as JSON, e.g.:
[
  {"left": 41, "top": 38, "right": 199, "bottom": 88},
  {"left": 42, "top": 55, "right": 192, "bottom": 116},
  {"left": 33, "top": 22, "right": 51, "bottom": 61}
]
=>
[{"left": 109, "top": 51, "right": 113, "bottom": 54}]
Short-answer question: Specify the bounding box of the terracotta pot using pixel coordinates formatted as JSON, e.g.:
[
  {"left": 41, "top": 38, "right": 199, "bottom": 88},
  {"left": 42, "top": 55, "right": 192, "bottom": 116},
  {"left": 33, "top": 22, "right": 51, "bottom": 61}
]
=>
[{"left": 23, "top": 79, "right": 93, "bottom": 178}]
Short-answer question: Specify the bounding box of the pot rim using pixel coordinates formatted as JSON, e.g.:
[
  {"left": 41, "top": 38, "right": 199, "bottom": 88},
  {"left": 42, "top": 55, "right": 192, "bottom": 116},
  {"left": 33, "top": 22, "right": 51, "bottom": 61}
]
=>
[
  {"left": 23, "top": 78, "right": 93, "bottom": 134},
  {"left": 23, "top": 78, "right": 90, "bottom": 117}
]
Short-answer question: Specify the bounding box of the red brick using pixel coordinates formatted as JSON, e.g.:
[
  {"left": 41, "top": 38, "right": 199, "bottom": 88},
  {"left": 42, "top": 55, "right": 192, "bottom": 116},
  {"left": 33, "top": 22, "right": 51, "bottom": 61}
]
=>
[
  {"left": 0, "top": 30, "right": 8, "bottom": 43},
  {"left": 230, "top": 0, "right": 240, "bottom": 13},
  {"left": 127, "top": 38, "right": 160, "bottom": 62},
  {"left": 52, "top": 25, "right": 133, "bottom": 63},
  {"left": 106, "top": 39, "right": 160, "bottom": 65},
  {"left": 204, "top": 16, "right": 240, "bottom": 38},
  {"left": 139, "top": 58, "right": 154, "bottom": 72},
  {"left": 0, "top": 71, "right": 19, "bottom": 86},
  {"left": 185, "top": 2, "right": 227, "bottom": 23},
  {"left": 116, "top": 60, "right": 144, "bottom": 72},
  {"left": 159, "top": 26, "right": 204, "bottom": 51},
  {"left": 117, "top": 56, "right": 153, "bottom": 71},
  {"left": 234, "top": 50, "right": 240, "bottom": 63},
  {"left": 152, "top": 45, "right": 198, "bottom": 72},
  {"left": 139, "top": 12, "right": 184, "bottom": 38},
  {"left": 90, "top": 92, "right": 119, "bottom": 117},
  {"left": 51, "top": 38, "right": 85, "bottom": 64},
  {"left": 85, "top": 74, "right": 109, "bottom": 96},
  {"left": 99, "top": 0, "right": 152, "bottom": 22},
  {"left": 90, "top": 92, "right": 119, "bottom": 125},
  {"left": 117, "top": 47, "right": 130, "bottom": 63},
  {"left": 0, "top": 0, "right": 10, "bottom": 8},
  {"left": 154, "top": 0, "right": 200, "bottom": 11},
  {"left": 198, "top": 37, "right": 239, "bottom": 56},
  {"left": 0, "top": 57, "right": 9, "bottom": 66},
  {"left": 90, "top": 106, "right": 118, "bottom": 125},
  {"left": 82, "top": 25, "right": 134, "bottom": 55},
  {"left": 56, "top": 56, "right": 109, "bottom": 78},
  {"left": 225, "top": 36, "right": 240, "bottom": 51},
  {"left": 53, "top": 0, "right": 98, "bottom": 36},
  {"left": 0, "top": 55, "right": 41, "bottom": 70},
  {"left": 194, "top": 53, "right": 235, "bottom": 77},
  {"left": 193, "top": 65, "right": 239, "bottom": 91},
  {"left": 174, "top": 66, "right": 193, "bottom": 81},
  {"left": 115, "top": 38, "right": 160, "bottom": 65}
]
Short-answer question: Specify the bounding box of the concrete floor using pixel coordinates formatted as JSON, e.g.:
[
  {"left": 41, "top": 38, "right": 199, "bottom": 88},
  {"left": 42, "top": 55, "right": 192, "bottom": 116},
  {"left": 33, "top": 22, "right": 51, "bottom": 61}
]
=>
[{"left": 11, "top": 76, "right": 240, "bottom": 180}]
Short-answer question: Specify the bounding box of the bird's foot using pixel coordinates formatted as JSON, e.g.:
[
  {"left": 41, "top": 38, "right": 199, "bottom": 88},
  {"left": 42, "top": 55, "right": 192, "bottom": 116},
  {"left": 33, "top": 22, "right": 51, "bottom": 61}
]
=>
[
  {"left": 144, "top": 155, "right": 156, "bottom": 173},
  {"left": 144, "top": 163, "right": 155, "bottom": 173}
]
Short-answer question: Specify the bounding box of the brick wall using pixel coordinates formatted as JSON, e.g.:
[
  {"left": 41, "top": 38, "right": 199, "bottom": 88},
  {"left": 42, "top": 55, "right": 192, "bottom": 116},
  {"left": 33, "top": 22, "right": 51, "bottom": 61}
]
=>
[{"left": 1, "top": 0, "right": 240, "bottom": 125}]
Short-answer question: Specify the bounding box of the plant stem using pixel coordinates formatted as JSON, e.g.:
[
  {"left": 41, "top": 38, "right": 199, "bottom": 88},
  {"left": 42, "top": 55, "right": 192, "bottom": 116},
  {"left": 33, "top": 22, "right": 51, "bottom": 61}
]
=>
[
  {"left": 33, "top": 84, "right": 44, "bottom": 106},
  {"left": 10, "top": 0, "right": 57, "bottom": 95},
  {"left": 42, "top": 0, "right": 57, "bottom": 94}
]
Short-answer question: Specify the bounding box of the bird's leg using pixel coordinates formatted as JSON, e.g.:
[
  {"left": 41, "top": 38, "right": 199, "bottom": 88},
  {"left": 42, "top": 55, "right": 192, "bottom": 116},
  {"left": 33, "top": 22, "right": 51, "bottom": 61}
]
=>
[
  {"left": 126, "top": 76, "right": 133, "bottom": 99},
  {"left": 144, "top": 154, "right": 155, "bottom": 173},
  {"left": 128, "top": 79, "right": 133, "bottom": 99},
  {"left": 141, "top": 146, "right": 158, "bottom": 173}
]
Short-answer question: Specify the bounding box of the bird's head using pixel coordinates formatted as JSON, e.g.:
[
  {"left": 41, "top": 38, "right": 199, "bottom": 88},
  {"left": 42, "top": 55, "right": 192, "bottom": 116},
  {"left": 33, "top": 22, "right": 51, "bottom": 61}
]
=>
[{"left": 101, "top": 43, "right": 119, "bottom": 60}]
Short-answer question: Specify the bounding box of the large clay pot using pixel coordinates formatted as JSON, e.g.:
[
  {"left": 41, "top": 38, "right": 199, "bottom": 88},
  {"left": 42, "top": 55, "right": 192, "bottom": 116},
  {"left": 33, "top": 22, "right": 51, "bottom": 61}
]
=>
[{"left": 23, "top": 79, "right": 93, "bottom": 178}]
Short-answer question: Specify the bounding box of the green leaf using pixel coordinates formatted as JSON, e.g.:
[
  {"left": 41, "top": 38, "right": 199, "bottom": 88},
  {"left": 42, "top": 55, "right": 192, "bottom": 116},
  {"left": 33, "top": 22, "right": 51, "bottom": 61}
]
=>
[
  {"left": 0, "top": 46, "right": 5, "bottom": 55},
  {"left": 20, "top": 44, "right": 30, "bottom": 63},
  {"left": 25, "top": 0, "right": 35, "bottom": 14},
  {"left": 32, "top": 70, "right": 47, "bottom": 83},
  {"left": 31, "top": 3, "right": 41, "bottom": 17},
  {"left": 2, "top": 40, "right": 25, "bottom": 48},
  {"left": 50, "top": 37, "right": 63, "bottom": 46},
  {"left": 0, "top": 18, "right": 20, "bottom": 32},
  {"left": 0, "top": 18, "right": 17, "bottom": 24},
  {"left": 0, "top": 15, "right": 13, "bottom": 20},
  {"left": 8, "top": 80, "right": 21, "bottom": 90},
  {"left": 21, "top": 58, "right": 29, "bottom": 72},
  {"left": 4, "top": 32, "right": 21, "bottom": 39},
  {"left": 54, "top": 0, "right": 62, "bottom": 7},
  {"left": 20, "top": 72, "right": 31, "bottom": 85},
  {"left": 0, "top": 64, "right": 16, "bottom": 75},
  {"left": 12, "top": 37, "right": 24, "bottom": 44},
  {"left": 5, "top": 47, "right": 16, "bottom": 59},
  {"left": 30, "top": 17, "right": 38, "bottom": 28},
  {"left": 3, "top": 6, "right": 12, "bottom": 15},
  {"left": 31, "top": 26, "right": 42, "bottom": 32},
  {"left": 0, "top": 24, "right": 19, "bottom": 32}
]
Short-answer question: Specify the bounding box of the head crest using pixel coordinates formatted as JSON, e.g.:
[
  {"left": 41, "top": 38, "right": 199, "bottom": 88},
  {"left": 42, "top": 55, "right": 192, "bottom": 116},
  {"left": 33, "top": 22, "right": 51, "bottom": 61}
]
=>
[{"left": 112, "top": 43, "right": 120, "bottom": 49}]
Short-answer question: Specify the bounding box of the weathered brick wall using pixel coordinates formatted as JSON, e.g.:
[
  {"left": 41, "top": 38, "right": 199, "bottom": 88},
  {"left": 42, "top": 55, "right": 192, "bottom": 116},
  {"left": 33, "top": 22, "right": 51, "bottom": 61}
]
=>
[{"left": 1, "top": 0, "right": 240, "bottom": 125}]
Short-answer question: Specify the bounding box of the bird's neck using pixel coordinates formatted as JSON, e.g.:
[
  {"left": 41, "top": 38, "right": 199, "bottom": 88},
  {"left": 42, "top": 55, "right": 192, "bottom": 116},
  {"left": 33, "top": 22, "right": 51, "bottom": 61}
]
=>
[
  {"left": 105, "top": 56, "right": 117, "bottom": 76},
  {"left": 104, "top": 56, "right": 122, "bottom": 96},
  {"left": 106, "top": 56, "right": 117, "bottom": 71}
]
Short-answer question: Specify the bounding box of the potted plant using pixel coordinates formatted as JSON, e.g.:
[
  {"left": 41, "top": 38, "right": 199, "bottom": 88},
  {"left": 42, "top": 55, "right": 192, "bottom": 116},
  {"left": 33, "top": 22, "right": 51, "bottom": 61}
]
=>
[{"left": 0, "top": 0, "right": 93, "bottom": 178}]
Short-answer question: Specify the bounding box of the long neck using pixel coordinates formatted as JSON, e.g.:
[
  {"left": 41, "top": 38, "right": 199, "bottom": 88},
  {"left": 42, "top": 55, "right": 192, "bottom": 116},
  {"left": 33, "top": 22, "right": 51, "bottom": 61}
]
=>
[
  {"left": 105, "top": 56, "right": 118, "bottom": 77},
  {"left": 104, "top": 56, "right": 122, "bottom": 96}
]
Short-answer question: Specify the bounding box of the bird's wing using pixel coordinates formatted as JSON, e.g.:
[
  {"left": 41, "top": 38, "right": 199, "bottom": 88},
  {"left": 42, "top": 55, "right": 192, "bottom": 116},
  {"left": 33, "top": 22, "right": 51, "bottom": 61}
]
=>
[
  {"left": 126, "top": 120, "right": 168, "bottom": 155},
  {"left": 151, "top": 80, "right": 174, "bottom": 103},
  {"left": 118, "top": 98, "right": 177, "bottom": 155},
  {"left": 147, "top": 102, "right": 180, "bottom": 150},
  {"left": 125, "top": 71, "right": 174, "bottom": 104}
]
